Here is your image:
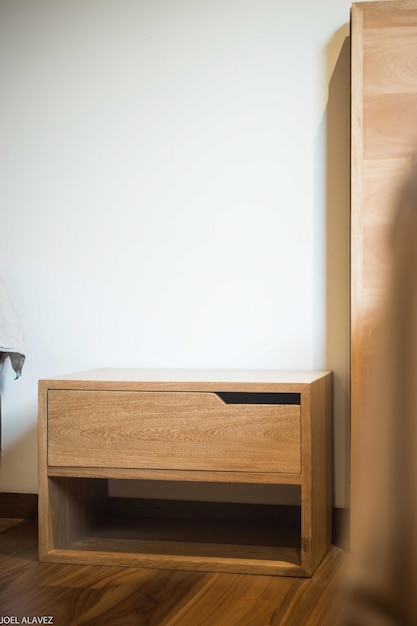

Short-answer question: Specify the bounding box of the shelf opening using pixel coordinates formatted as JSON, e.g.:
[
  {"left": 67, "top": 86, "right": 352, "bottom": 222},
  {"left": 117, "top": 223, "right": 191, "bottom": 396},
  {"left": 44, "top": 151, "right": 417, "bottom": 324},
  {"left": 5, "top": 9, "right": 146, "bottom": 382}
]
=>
[{"left": 48, "top": 477, "right": 302, "bottom": 566}]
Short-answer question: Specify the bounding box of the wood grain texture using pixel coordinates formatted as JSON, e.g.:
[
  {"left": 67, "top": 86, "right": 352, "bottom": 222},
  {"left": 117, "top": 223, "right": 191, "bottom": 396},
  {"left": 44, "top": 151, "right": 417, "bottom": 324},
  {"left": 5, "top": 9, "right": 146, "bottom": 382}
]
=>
[
  {"left": 307, "top": 376, "right": 333, "bottom": 574},
  {"left": 47, "top": 390, "right": 301, "bottom": 474},
  {"left": 362, "top": 158, "right": 413, "bottom": 225},
  {"left": 364, "top": 93, "right": 417, "bottom": 159},
  {"left": 351, "top": 0, "right": 417, "bottom": 551},
  {"left": 350, "top": 8, "right": 366, "bottom": 551},
  {"left": 363, "top": 27, "right": 417, "bottom": 94},
  {"left": 45, "top": 466, "right": 303, "bottom": 485},
  {"left": 0, "top": 519, "right": 347, "bottom": 626}
]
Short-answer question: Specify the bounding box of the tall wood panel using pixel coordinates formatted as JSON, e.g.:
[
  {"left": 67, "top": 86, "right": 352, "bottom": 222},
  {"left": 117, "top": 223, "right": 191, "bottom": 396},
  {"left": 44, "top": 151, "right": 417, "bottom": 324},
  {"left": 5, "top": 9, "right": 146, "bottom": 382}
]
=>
[{"left": 351, "top": 0, "right": 417, "bottom": 549}]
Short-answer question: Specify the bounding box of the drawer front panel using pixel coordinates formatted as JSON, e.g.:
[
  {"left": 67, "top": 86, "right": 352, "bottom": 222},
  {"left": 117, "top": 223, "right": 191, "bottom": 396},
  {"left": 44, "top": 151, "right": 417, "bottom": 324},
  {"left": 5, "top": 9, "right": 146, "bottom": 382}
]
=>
[{"left": 47, "top": 390, "right": 301, "bottom": 473}]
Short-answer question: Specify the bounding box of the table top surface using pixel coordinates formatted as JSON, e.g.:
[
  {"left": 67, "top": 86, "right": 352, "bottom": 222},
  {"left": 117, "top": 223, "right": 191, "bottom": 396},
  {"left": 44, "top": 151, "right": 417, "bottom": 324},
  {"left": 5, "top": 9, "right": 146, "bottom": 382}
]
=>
[{"left": 40, "top": 368, "right": 331, "bottom": 385}]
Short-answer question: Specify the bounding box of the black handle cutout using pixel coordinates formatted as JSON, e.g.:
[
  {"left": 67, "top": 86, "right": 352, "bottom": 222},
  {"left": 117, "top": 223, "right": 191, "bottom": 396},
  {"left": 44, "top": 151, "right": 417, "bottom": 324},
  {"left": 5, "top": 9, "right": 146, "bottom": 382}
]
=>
[{"left": 216, "top": 392, "right": 300, "bottom": 405}]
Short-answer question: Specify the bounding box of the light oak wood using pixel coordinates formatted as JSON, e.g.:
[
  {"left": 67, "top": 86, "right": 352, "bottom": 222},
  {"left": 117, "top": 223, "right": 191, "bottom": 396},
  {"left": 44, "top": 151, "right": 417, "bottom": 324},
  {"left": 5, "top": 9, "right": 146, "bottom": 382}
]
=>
[
  {"left": 47, "top": 390, "right": 300, "bottom": 474},
  {"left": 39, "top": 369, "right": 332, "bottom": 576},
  {"left": 350, "top": 0, "right": 417, "bottom": 550},
  {"left": 46, "top": 466, "right": 303, "bottom": 484},
  {"left": 303, "top": 375, "right": 333, "bottom": 574},
  {"left": 47, "top": 368, "right": 329, "bottom": 385}
]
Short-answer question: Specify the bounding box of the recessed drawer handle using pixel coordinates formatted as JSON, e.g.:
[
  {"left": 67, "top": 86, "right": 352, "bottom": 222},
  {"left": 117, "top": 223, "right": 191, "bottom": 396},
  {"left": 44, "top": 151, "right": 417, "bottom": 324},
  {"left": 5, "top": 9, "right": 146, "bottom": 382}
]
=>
[{"left": 215, "top": 392, "right": 301, "bottom": 405}]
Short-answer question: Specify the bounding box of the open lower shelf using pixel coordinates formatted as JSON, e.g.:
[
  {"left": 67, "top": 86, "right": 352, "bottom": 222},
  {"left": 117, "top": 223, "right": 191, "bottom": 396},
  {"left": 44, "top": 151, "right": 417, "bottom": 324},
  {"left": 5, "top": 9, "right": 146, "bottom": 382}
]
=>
[
  {"left": 44, "top": 477, "right": 304, "bottom": 575},
  {"left": 68, "top": 514, "right": 301, "bottom": 560}
]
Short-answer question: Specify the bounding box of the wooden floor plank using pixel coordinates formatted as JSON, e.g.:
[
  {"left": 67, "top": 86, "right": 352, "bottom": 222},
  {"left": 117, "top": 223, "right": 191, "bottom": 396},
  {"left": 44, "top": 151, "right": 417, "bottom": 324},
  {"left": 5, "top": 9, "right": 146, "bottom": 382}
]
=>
[
  {"left": 161, "top": 573, "right": 300, "bottom": 626},
  {"left": 0, "top": 520, "right": 346, "bottom": 625}
]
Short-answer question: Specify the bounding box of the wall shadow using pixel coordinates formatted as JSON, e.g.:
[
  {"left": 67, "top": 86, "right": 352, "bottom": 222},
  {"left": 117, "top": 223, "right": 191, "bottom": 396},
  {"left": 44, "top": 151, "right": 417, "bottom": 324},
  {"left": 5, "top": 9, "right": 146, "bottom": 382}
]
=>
[{"left": 320, "top": 30, "right": 351, "bottom": 510}]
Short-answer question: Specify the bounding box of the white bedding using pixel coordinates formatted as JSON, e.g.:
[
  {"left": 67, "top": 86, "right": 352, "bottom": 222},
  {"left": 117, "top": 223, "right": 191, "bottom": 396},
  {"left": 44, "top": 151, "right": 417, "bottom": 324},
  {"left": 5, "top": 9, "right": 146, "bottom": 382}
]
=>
[{"left": 0, "top": 278, "right": 25, "bottom": 377}]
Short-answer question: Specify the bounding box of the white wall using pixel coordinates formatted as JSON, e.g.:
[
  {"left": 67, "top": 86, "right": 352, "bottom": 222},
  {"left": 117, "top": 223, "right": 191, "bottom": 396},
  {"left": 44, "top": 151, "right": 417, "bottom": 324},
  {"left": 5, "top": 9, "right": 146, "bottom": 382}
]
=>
[{"left": 0, "top": 0, "right": 361, "bottom": 507}]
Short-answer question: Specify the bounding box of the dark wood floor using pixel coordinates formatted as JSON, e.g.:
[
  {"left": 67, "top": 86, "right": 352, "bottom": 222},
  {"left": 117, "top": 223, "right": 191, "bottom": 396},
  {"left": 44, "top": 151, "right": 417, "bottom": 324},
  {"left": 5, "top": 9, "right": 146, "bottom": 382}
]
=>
[{"left": 0, "top": 518, "right": 347, "bottom": 625}]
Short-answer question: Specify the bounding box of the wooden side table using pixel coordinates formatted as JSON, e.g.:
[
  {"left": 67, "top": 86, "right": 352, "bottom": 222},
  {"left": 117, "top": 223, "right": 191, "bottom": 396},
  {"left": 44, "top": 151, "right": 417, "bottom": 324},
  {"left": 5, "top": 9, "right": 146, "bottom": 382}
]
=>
[{"left": 38, "top": 369, "right": 332, "bottom": 576}]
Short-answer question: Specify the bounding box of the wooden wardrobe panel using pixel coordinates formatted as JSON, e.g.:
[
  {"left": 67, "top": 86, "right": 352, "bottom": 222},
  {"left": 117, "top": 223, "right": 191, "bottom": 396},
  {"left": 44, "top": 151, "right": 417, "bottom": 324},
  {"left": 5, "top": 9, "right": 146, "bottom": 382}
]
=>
[
  {"left": 364, "top": 94, "right": 417, "bottom": 159},
  {"left": 362, "top": 158, "right": 410, "bottom": 223},
  {"left": 363, "top": 29, "right": 417, "bottom": 94},
  {"left": 351, "top": 1, "right": 417, "bottom": 550}
]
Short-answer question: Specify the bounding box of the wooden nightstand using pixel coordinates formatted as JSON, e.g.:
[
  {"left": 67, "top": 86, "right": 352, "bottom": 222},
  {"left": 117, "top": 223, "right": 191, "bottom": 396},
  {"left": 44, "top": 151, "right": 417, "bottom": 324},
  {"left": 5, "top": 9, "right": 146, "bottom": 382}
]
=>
[{"left": 38, "top": 369, "right": 332, "bottom": 576}]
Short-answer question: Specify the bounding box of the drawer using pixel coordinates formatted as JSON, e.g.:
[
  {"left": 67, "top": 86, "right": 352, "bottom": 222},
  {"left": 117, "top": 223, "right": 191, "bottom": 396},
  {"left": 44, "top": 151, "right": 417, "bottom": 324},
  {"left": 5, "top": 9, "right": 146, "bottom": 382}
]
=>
[{"left": 47, "top": 390, "right": 301, "bottom": 473}]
